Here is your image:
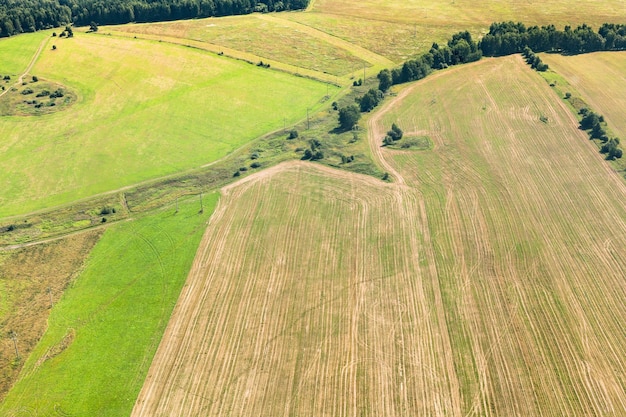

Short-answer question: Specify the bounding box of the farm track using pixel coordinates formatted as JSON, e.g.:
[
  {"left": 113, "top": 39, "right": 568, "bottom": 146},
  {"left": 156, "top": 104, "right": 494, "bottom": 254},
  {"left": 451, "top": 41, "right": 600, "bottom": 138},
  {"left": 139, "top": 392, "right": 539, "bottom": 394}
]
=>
[
  {"left": 133, "top": 55, "right": 626, "bottom": 415},
  {"left": 0, "top": 36, "right": 48, "bottom": 99}
]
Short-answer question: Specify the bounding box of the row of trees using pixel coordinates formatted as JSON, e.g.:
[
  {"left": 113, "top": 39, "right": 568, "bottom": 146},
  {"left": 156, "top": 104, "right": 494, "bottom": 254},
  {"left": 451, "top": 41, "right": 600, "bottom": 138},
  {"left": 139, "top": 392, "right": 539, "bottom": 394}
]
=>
[
  {"left": 0, "top": 0, "right": 308, "bottom": 37},
  {"left": 479, "top": 22, "right": 626, "bottom": 56},
  {"left": 378, "top": 22, "right": 626, "bottom": 92},
  {"left": 522, "top": 47, "right": 548, "bottom": 71},
  {"left": 578, "top": 108, "right": 623, "bottom": 159},
  {"left": 377, "top": 30, "right": 482, "bottom": 91}
]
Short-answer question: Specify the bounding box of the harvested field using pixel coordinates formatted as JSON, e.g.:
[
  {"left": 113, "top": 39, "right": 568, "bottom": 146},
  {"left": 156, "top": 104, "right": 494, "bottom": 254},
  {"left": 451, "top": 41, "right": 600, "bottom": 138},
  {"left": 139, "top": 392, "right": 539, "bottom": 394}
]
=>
[{"left": 133, "top": 55, "right": 626, "bottom": 415}]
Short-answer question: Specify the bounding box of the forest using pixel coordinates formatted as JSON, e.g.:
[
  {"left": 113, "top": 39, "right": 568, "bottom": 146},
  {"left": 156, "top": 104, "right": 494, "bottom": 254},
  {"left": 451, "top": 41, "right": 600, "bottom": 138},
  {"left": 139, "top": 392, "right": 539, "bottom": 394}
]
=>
[{"left": 0, "top": 0, "right": 307, "bottom": 37}]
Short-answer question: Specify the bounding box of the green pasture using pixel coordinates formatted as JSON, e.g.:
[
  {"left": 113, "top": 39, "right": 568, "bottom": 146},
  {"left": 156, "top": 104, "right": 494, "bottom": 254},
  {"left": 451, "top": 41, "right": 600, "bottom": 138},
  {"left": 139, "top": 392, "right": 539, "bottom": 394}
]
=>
[
  {"left": 0, "top": 194, "right": 218, "bottom": 415},
  {"left": 0, "top": 31, "right": 48, "bottom": 76},
  {"left": 0, "top": 33, "right": 334, "bottom": 217}
]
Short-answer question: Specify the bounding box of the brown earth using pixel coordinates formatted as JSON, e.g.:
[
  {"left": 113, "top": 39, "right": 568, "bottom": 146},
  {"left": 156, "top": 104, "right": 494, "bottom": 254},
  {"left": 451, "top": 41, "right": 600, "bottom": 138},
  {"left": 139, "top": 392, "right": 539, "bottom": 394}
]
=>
[{"left": 132, "top": 56, "right": 626, "bottom": 416}]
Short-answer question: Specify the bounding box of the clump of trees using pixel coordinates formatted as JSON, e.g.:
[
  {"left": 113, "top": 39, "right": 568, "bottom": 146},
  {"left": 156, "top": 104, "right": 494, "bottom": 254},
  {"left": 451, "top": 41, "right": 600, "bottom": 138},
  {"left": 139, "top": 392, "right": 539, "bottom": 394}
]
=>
[
  {"left": 338, "top": 105, "right": 360, "bottom": 130},
  {"left": 302, "top": 138, "right": 324, "bottom": 160},
  {"left": 579, "top": 108, "right": 623, "bottom": 159},
  {"left": 382, "top": 123, "right": 403, "bottom": 146},
  {"left": 357, "top": 88, "right": 383, "bottom": 112}
]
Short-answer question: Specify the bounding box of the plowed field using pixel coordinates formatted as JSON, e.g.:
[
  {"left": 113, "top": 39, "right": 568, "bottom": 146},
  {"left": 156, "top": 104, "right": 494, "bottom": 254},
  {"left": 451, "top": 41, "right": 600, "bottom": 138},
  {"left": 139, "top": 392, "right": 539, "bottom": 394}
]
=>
[{"left": 132, "top": 55, "right": 626, "bottom": 416}]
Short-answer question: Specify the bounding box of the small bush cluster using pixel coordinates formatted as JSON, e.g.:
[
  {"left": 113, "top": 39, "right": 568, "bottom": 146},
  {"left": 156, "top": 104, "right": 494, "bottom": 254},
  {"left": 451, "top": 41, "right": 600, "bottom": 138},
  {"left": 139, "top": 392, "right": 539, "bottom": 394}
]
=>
[
  {"left": 21, "top": 88, "right": 34, "bottom": 95},
  {"left": 256, "top": 61, "right": 270, "bottom": 68},
  {"left": 99, "top": 206, "right": 116, "bottom": 215},
  {"left": 382, "top": 123, "right": 403, "bottom": 146},
  {"left": 302, "top": 138, "right": 324, "bottom": 161},
  {"left": 579, "top": 108, "right": 623, "bottom": 159},
  {"left": 49, "top": 89, "right": 64, "bottom": 99},
  {"left": 341, "top": 155, "right": 355, "bottom": 164}
]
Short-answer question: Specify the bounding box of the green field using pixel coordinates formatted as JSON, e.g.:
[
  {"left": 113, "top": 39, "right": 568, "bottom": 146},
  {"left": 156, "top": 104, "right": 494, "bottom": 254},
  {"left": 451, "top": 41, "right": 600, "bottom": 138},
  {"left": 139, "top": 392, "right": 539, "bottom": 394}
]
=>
[
  {"left": 0, "top": 194, "right": 217, "bottom": 415},
  {"left": 0, "top": 31, "right": 48, "bottom": 76},
  {"left": 0, "top": 33, "right": 332, "bottom": 217}
]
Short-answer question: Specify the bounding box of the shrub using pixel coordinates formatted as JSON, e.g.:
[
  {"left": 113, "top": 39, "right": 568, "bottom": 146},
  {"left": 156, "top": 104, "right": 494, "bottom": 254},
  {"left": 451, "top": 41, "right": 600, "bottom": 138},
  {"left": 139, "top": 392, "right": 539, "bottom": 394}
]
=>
[
  {"left": 239, "top": 166, "right": 248, "bottom": 171},
  {"left": 21, "top": 88, "right": 34, "bottom": 95},
  {"left": 36, "top": 90, "right": 50, "bottom": 97},
  {"left": 288, "top": 130, "right": 298, "bottom": 139},
  {"left": 250, "top": 162, "right": 261, "bottom": 168},
  {"left": 564, "top": 92, "right": 572, "bottom": 99},
  {"left": 50, "top": 89, "right": 64, "bottom": 99},
  {"left": 250, "top": 152, "right": 259, "bottom": 160},
  {"left": 32, "top": 76, "right": 38, "bottom": 82},
  {"left": 233, "top": 171, "right": 241, "bottom": 177}
]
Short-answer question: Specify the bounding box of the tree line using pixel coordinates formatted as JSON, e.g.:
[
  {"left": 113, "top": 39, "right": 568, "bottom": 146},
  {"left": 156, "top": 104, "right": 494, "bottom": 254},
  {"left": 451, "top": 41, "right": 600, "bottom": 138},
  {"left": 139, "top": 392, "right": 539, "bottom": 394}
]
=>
[
  {"left": 0, "top": 0, "right": 308, "bottom": 37},
  {"left": 378, "top": 22, "right": 626, "bottom": 92},
  {"left": 479, "top": 22, "right": 626, "bottom": 56}
]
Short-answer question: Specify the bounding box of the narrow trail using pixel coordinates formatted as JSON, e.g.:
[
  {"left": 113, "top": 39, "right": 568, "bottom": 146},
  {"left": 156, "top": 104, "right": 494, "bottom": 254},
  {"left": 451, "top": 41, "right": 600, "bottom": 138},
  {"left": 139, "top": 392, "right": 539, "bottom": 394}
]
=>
[{"left": 0, "top": 36, "right": 48, "bottom": 99}]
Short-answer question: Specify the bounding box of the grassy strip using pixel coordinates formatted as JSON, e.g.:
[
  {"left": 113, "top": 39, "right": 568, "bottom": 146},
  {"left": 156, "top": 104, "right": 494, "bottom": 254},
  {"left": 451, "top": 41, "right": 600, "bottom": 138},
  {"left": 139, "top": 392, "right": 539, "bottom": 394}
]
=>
[{"left": 0, "top": 194, "right": 218, "bottom": 415}]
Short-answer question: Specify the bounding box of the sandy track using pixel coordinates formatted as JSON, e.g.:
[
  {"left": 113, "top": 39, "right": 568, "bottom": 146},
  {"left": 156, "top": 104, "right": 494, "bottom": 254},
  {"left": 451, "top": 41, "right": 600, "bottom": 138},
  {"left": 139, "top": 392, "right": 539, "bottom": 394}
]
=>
[{"left": 132, "top": 56, "right": 626, "bottom": 416}]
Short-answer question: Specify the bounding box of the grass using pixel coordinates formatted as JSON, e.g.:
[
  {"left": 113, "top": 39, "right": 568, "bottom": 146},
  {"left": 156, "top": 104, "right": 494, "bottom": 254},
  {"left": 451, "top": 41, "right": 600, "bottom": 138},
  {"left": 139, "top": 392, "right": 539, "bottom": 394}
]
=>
[
  {"left": 309, "top": 0, "right": 626, "bottom": 28},
  {"left": 132, "top": 56, "right": 626, "bottom": 416},
  {"left": 285, "top": 0, "right": 626, "bottom": 63},
  {"left": 0, "top": 194, "right": 218, "bottom": 415},
  {"left": 0, "top": 66, "right": 382, "bottom": 247},
  {"left": 0, "top": 231, "right": 101, "bottom": 400},
  {"left": 108, "top": 14, "right": 371, "bottom": 77},
  {"left": 0, "top": 32, "right": 333, "bottom": 218},
  {"left": 0, "top": 31, "right": 48, "bottom": 76}
]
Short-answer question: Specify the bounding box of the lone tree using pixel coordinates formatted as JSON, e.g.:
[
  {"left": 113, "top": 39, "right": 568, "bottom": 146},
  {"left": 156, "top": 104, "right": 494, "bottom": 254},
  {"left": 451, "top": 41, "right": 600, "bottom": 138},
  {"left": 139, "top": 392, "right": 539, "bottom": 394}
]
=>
[
  {"left": 89, "top": 21, "right": 98, "bottom": 32},
  {"left": 338, "top": 105, "right": 361, "bottom": 130}
]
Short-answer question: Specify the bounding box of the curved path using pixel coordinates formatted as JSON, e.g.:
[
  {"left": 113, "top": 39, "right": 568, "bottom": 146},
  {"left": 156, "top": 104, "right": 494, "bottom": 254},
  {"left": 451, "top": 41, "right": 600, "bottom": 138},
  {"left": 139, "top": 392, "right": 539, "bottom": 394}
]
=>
[{"left": 0, "top": 36, "right": 48, "bottom": 99}]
